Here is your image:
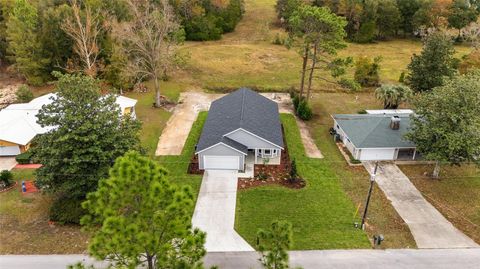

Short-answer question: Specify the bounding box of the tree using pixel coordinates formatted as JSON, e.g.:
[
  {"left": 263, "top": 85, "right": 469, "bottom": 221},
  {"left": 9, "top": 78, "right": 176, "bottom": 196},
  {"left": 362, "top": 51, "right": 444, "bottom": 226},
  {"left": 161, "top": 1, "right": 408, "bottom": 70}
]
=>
[
  {"left": 374, "top": 84, "right": 412, "bottom": 109},
  {"left": 405, "top": 71, "right": 480, "bottom": 178},
  {"left": 406, "top": 31, "right": 457, "bottom": 92},
  {"left": 82, "top": 151, "right": 207, "bottom": 269},
  {"left": 15, "top": 84, "right": 34, "bottom": 103},
  {"left": 377, "top": 0, "right": 402, "bottom": 39},
  {"left": 289, "top": 5, "right": 347, "bottom": 100},
  {"left": 354, "top": 56, "right": 381, "bottom": 87},
  {"left": 448, "top": 0, "right": 479, "bottom": 38},
  {"left": 396, "top": 0, "right": 421, "bottom": 36},
  {"left": 275, "top": 0, "right": 303, "bottom": 26},
  {"left": 289, "top": 159, "right": 298, "bottom": 183},
  {"left": 256, "top": 220, "right": 294, "bottom": 269},
  {"left": 412, "top": 0, "right": 452, "bottom": 31},
  {"left": 6, "top": 0, "right": 50, "bottom": 85},
  {"left": 34, "top": 72, "right": 141, "bottom": 222},
  {"left": 62, "top": 0, "right": 103, "bottom": 77},
  {"left": 112, "top": 0, "right": 184, "bottom": 107}
]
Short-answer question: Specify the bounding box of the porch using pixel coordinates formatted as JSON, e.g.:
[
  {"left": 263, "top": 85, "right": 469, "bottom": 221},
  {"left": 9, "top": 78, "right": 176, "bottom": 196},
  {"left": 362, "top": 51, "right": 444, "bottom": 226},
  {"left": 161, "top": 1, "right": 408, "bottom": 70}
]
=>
[{"left": 252, "top": 148, "right": 281, "bottom": 165}]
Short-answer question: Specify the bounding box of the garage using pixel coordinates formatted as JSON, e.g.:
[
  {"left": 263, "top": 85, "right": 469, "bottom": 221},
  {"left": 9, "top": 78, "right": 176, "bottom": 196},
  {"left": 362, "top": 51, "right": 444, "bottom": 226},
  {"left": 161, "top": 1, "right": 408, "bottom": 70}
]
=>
[
  {"left": 360, "top": 148, "right": 395, "bottom": 161},
  {"left": 0, "top": 146, "right": 21, "bottom": 156},
  {"left": 203, "top": 155, "right": 240, "bottom": 170}
]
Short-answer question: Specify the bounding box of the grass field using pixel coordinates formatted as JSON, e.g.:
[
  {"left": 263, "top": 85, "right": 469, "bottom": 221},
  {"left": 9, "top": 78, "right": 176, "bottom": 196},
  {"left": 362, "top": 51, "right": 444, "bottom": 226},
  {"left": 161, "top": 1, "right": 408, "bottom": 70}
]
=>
[
  {"left": 0, "top": 169, "right": 89, "bottom": 254},
  {"left": 399, "top": 164, "right": 480, "bottom": 244}
]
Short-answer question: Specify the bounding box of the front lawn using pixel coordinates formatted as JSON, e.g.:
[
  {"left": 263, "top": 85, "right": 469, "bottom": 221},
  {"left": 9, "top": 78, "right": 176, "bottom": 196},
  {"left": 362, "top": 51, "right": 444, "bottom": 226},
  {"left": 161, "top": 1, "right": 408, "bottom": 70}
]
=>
[
  {"left": 399, "top": 164, "right": 480, "bottom": 244},
  {"left": 235, "top": 114, "right": 371, "bottom": 249},
  {"left": 0, "top": 169, "right": 89, "bottom": 254}
]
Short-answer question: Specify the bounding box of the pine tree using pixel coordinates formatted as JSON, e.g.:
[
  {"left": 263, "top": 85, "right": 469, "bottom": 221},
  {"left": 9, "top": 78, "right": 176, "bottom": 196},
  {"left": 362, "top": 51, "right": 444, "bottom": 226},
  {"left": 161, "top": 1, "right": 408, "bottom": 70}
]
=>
[
  {"left": 82, "top": 151, "right": 207, "bottom": 269},
  {"left": 257, "top": 220, "right": 294, "bottom": 269},
  {"left": 6, "top": 0, "right": 50, "bottom": 85}
]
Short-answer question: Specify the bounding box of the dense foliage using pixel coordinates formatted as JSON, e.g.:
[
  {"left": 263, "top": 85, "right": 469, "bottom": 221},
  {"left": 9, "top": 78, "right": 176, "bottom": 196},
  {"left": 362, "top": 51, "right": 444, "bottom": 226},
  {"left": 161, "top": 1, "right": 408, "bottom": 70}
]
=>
[
  {"left": 354, "top": 56, "right": 381, "bottom": 87},
  {"left": 0, "top": 170, "right": 13, "bottom": 188},
  {"left": 256, "top": 220, "right": 293, "bottom": 269},
  {"left": 406, "top": 71, "right": 480, "bottom": 178},
  {"left": 33, "top": 73, "right": 141, "bottom": 223},
  {"left": 374, "top": 84, "right": 412, "bottom": 109},
  {"left": 173, "top": 0, "right": 245, "bottom": 41},
  {"left": 406, "top": 32, "right": 457, "bottom": 92},
  {"left": 82, "top": 151, "right": 207, "bottom": 269},
  {"left": 278, "top": 0, "right": 480, "bottom": 43},
  {"left": 15, "top": 84, "right": 33, "bottom": 103}
]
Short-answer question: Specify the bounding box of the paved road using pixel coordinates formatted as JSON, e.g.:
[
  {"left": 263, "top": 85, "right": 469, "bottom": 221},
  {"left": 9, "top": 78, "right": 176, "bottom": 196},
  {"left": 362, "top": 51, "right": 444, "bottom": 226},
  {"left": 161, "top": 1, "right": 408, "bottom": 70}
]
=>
[
  {"left": 2, "top": 249, "right": 480, "bottom": 269},
  {"left": 363, "top": 162, "right": 479, "bottom": 249},
  {"left": 0, "top": 157, "right": 17, "bottom": 171},
  {"left": 191, "top": 170, "right": 254, "bottom": 252}
]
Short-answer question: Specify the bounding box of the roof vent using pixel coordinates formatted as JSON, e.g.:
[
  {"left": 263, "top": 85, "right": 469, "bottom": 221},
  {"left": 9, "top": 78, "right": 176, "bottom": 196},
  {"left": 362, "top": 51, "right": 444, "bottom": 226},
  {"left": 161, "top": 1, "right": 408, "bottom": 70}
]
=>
[{"left": 390, "top": 116, "right": 400, "bottom": 130}]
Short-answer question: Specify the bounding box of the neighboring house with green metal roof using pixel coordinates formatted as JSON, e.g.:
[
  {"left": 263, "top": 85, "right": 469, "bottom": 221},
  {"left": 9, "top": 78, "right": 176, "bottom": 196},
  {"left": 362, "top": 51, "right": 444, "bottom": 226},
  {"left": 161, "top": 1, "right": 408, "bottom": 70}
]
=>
[{"left": 332, "top": 111, "right": 418, "bottom": 161}]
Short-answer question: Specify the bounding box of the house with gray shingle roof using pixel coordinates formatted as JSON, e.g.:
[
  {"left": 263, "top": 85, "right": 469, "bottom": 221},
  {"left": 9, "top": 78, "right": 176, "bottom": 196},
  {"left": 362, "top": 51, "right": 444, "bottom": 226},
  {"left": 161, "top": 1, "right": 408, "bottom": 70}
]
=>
[
  {"left": 196, "top": 88, "right": 284, "bottom": 171},
  {"left": 332, "top": 111, "right": 418, "bottom": 161}
]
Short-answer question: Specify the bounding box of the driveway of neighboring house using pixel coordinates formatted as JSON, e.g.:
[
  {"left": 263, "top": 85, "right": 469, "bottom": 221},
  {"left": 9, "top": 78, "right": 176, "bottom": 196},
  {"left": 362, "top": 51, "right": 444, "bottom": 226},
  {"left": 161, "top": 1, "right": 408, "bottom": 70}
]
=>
[
  {"left": 0, "top": 157, "right": 17, "bottom": 171},
  {"left": 192, "top": 170, "right": 254, "bottom": 252},
  {"left": 363, "top": 162, "right": 479, "bottom": 249},
  {"left": 155, "top": 91, "right": 323, "bottom": 159}
]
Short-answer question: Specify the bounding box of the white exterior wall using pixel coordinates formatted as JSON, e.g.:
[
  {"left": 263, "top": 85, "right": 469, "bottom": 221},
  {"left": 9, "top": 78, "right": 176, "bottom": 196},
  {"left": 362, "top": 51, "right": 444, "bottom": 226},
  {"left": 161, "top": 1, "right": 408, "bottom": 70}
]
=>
[
  {"left": 225, "top": 129, "right": 282, "bottom": 150},
  {"left": 198, "top": 143, "right": 245, "bottom": 170}
]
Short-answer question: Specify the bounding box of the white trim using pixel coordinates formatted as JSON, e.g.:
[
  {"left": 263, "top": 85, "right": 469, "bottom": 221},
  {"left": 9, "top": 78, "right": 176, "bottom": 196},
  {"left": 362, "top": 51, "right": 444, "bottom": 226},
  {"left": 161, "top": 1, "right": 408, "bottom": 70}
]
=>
[
  {"left": 223, "top": 128, "right": 284, "bottom": 149},
  {"left": 196, "top": 142, "right": 248, "bottom": 155},
  {"left": 203, "top": 155, "right": 241, "bottom": 170},
  {"left": 357, "top": 147, "right": 417, "bottom": 150}
]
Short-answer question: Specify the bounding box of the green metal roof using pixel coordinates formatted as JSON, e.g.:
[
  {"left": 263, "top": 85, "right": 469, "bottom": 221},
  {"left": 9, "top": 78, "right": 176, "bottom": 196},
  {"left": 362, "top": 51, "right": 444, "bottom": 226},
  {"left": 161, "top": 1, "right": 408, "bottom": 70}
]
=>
[{"left": 332, "top": 114, "right": 416, "bottom": 149}]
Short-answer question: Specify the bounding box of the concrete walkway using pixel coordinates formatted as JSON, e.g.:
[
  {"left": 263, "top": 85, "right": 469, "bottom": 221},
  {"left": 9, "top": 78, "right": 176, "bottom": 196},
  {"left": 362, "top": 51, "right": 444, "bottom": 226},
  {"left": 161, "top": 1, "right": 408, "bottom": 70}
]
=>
[
  {"left": 0, "top": 157, "right": 17, "bottom": 171},
  {"left": 3, "top": 249, "right": 480, "bottom": 269},
  {"left": 154, "top": 92, "right": 323, "bottom": 159},
  {"left": 192, "top": 170, "right": 254, "bottom": 252},
  {"left": 363, "top": 162, "right": 479, "bottom": 249}
]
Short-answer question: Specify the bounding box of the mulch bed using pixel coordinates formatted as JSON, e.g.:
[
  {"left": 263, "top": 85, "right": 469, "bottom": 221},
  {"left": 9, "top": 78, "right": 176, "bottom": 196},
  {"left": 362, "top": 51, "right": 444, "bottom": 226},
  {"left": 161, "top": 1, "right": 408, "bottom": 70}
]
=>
[
  {"left": 187, "top": 154, "right": 204, "bottom": 175},
  {"left": 238, "top": 177, "right": 305, "bottom": 189},
  {"left": 0, "top": 181, "right": 18, "bottom": 193}
]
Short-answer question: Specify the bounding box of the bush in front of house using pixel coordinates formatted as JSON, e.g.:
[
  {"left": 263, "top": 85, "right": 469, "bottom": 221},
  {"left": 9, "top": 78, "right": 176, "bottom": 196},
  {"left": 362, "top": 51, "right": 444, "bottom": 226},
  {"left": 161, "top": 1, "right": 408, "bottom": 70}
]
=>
[
  {"left": 0, "top": 170, "right": 13, "bottom": 188},
  {"left": 15, "top": 151, "right": 33, "bottom": 164},
  {"left": 15, "top": 85, "right": 34, "bottom": 103},
  {"left": 49, "top": 195, "right": 86, "bottom": 224},
  {"left": 296, "top": 100, "right": 313, "bottom": 121}
]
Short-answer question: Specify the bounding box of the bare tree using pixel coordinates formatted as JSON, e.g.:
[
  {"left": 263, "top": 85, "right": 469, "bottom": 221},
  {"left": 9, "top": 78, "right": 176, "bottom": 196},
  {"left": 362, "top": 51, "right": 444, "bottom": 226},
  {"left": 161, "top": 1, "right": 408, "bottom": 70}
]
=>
[
  {"left": 62, "top": 0, "right": 103, "bottom": 77},
  {"left": 111, "top": 0, "right": 182, "bottom": 107}
]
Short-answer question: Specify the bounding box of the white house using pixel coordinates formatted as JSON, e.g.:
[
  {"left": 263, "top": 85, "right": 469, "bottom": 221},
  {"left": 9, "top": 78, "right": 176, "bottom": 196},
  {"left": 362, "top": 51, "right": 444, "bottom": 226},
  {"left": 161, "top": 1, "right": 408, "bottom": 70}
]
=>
[
  {"left": 0, "top": 93, "right": 137, "bottom": 156},
  {"left": 332, "top": 110, "right": 417, "bottom": 161}
]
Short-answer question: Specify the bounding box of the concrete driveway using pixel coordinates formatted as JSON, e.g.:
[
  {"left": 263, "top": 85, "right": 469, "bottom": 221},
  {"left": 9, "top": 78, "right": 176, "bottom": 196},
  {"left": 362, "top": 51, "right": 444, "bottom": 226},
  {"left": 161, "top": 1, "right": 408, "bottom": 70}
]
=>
[
  {"left": 363, "top": 162, "right": 479, "bottom": 249},
  {"left": 0, "top": 157, "right": 17, "bottom": 171},
  {"left": 192, "top": 170, "right": 254, "bottom": 252}
]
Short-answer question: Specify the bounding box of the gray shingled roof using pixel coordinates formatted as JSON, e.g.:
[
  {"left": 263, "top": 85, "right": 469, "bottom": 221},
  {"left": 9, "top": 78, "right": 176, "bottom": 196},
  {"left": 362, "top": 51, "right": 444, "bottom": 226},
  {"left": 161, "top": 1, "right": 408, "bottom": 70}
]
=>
[
  {"left": 333, "top": 114, "right": 415, "bottom": 148},
  {"left": 196, "top": 88, "right": 284, "bottom": 153}
]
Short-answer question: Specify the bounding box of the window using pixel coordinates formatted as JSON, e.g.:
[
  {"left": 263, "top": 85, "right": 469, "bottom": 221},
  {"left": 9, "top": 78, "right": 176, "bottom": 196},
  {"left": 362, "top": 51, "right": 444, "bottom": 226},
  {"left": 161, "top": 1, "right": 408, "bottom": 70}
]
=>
[{"left": 264, "top": 149, "right": 271, "bottom": 155}]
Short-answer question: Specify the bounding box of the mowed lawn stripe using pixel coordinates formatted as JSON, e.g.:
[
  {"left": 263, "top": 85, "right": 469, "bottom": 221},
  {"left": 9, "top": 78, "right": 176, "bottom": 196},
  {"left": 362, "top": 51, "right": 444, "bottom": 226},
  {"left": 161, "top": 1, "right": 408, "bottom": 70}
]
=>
[{"left": 235, "top": 114, "right": 370, "bottom": 249}]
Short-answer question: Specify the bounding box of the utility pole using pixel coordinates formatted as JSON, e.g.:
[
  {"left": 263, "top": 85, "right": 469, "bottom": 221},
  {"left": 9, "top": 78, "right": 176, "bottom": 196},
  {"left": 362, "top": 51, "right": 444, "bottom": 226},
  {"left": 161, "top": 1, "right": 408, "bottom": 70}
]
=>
[{"left": 361, "top": 162, "right": 378, "bottom": 230}]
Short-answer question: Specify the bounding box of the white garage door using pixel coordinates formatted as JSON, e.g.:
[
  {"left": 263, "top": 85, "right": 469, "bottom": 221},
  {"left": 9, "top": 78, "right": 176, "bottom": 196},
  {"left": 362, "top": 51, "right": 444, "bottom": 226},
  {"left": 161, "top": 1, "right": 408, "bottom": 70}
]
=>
[
  {"left": 360, "top": 149, "right": 395, "bottom": 161},
  {"left": 204, "top": 155, "right": 239, "bottom": 170},
  {"left": 0, "top": 146, "right": 21, "bottom": 156}
]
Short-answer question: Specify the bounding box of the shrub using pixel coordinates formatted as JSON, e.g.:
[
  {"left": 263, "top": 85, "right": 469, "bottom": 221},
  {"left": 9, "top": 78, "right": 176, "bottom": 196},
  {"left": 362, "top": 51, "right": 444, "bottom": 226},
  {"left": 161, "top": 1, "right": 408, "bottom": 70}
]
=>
[
  {"left": 15, "top": 151, "right": 33, "bottom": 164},
  {"left": 0, "top": 170, "right": 13, "bottom": 187},
  {"left": 398, "top": 71, "right": 406, "bottom": 83},
  {"left": 289, "top": 159, "right": 298, "bottom": 183},
  {"left": 292, "top": 94, "right": 301, "bottom": 111},
  {"left": 296, "top": 100, "right": 313, "bottom": 120},
  {"left": 354, "top": 20, "right": 377, "bottom": 43},
  {"left": 338, "top": 78, "right": 361, "bottom": 91},
  {"left": 272, "top": 33, "right": 285, "bottom": 45},
  {"left": 49, "top": 195, "right": 86, "bottom": 224},
  {"left": 354, "top": 56, "right": 382, "bottom": 87},
  {"left": 15, "top": 85, "right": 34, "bottom": 103},
  {"left": 357, "top": 109, "right": 367, "bottom": 114}
]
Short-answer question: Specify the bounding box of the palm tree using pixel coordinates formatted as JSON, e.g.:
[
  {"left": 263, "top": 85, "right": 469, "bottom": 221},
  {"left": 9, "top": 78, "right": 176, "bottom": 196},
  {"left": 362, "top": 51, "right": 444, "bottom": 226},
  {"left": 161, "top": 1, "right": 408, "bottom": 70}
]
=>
[{"left": 375, "top": 84, "right": 412, "bottom": 109}]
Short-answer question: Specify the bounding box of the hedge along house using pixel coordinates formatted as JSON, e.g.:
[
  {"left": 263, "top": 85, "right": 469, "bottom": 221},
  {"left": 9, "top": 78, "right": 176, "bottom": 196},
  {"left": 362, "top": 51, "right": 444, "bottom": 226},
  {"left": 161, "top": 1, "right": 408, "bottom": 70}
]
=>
[
  {"left": 332, "top": 111, "right": 418, "bottom": 161},
  {"left": 0, "top": 93, "right": 137, "bottom": 156},
  {"left": 195, "top": 88, "right": 284, "bottom": 171}
]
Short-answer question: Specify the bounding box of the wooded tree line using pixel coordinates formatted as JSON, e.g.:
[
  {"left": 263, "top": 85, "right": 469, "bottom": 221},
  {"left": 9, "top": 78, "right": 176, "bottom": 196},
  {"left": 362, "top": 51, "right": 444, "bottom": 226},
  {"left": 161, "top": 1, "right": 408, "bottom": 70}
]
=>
[
  {"left": 277, "top": 0, "right": 480, "bottom": 43},
  {"left": 0, "top": 0, "right": 243, "bottom": 89}
]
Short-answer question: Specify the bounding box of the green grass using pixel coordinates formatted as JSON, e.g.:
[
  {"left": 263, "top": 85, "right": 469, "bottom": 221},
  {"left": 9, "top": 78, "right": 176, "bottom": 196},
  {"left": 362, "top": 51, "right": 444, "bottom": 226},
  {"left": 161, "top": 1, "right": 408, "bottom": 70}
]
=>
[
  {"left": 155, "top": 112, "right": 208, "bottom": 202},
  {"left": 0, "top": 169, "right": 89, "bottom": 254},
  {"left": 235, "top": 114, "right": 371, "bottom": 249},
  {"left": 399, "top": 164, "right": 480, "bottom": 244}
]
